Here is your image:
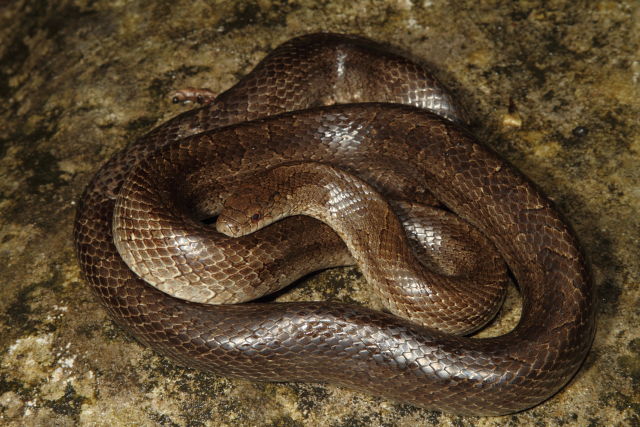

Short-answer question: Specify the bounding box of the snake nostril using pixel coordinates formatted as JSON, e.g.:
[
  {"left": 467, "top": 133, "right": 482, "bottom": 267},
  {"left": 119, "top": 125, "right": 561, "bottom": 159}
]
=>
[{"left": 214, "top": 217, "right": 240, "bottom": 237}]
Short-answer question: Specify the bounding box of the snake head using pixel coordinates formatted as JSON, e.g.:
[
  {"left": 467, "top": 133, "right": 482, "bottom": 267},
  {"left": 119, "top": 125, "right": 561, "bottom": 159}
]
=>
[
  {"left": 216, "top": 163, "right": 332, "bottom": 238},
  {"left": 216, "top": 184, "right": 284, "bottom": 237}
]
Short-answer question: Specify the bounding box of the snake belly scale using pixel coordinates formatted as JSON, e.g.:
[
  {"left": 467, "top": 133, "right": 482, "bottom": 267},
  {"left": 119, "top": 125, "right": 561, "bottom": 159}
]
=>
[{"left": 73, "top": 33, "right": 595, "bottom": 415}]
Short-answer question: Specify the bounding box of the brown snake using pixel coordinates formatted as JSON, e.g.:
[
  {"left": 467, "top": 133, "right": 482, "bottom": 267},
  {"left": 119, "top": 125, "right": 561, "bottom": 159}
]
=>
[{"left": 73, "top": 33, "right": 595, "bottom": 415}]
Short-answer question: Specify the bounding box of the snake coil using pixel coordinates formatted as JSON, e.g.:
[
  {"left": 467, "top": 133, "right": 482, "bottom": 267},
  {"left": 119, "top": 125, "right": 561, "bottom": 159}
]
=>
[{"left": 74, "top": 33, "right": 595, "bottom": 415}]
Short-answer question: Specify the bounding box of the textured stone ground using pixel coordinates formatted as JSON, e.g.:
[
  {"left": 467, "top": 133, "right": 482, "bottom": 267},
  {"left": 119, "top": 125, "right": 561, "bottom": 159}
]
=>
[{"left": 1, "top": 1, "right": 638, "bottom": 426}]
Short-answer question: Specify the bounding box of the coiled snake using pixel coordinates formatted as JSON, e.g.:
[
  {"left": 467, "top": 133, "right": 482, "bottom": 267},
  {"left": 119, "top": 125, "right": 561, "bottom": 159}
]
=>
[{"left": 73, "top": 33, "right": 595, "bottom": 415}]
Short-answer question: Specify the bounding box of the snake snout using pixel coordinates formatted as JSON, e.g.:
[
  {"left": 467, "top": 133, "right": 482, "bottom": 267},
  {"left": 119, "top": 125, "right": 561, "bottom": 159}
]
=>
[{"left": 215, "top": 215, "right": 242, "bottom": 237}]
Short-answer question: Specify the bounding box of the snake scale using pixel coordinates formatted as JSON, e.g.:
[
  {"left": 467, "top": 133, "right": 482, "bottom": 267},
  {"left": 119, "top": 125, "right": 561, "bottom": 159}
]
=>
[{"left": 73, "top": 33, "right": 595, "bottom": 415}]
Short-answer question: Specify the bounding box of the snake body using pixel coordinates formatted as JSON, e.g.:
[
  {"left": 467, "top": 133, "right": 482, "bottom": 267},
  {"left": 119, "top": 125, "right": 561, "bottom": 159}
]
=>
[{"left": 74, "top": 33, "right": 595, "bottom": 415}]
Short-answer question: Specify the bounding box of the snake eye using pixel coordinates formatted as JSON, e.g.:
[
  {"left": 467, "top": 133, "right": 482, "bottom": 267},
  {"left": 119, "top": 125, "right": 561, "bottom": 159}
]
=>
[{"left": 251, "top": 213, "right": 262, "bottom": 222}]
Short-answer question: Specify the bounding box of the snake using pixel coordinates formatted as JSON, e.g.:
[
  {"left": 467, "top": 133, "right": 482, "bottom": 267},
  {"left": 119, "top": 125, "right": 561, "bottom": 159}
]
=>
[{"left": 73, "top": 33, "right": 595, "bottom": 415}]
